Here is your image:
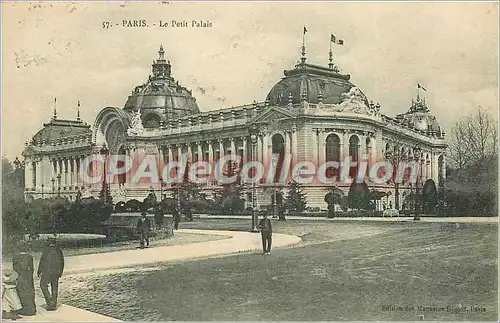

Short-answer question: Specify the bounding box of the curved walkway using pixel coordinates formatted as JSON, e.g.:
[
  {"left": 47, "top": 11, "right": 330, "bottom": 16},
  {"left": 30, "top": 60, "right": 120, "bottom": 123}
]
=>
[
  {"left": 65, "top": 229, "right": 301, "bottom": 274},
  {"left": 16, "top": 229, "right": 301, "bottom": 321}
]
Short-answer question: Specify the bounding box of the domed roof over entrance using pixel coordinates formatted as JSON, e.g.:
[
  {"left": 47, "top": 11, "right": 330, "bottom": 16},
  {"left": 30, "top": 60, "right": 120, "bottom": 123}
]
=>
[
  {"left": 123, "top": 45, "right": 200, "bottom": 126},
  {"left": 266, "top": 52, "right": 369, "bottom": 106}
]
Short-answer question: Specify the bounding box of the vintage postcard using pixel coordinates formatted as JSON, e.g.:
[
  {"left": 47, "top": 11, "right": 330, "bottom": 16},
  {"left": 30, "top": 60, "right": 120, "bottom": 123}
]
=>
[{"left": 1, "top": 1, "right": 498, "bottom": 322}]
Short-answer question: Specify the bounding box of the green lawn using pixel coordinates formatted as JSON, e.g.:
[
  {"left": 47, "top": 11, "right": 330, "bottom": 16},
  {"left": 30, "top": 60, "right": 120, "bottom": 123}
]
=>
[{"left": 60, "top": 221, "right": 497, "bottom": 321}]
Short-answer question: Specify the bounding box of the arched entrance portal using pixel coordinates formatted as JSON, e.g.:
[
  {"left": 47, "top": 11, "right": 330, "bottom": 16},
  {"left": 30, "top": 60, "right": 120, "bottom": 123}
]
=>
[
  {"left": 271, "top": 134, "right": 285, "bottom": 218},
  {"left": 325, "top": 134, "right": 341, "bottom": 179},
  {"left": 271, "top": 134, "right": 285, "bottom": 183},
  {"left": 422, "top": 179, "right": 437, "bottom": 214}
]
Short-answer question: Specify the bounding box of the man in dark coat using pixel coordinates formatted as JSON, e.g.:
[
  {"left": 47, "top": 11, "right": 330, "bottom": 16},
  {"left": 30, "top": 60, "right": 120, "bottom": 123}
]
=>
[
  {"left": 258, "top": 213, "right": 273, "bottom": 255},
  {"left": 137, "top": 211, "right": 151, "bottom": 248},
  {"left": 13, "top": 243, "right": 36, "bottom": 315},
  {"left": 173, "top": 207, "right": 181, "bottom": 230},
  {"left": 37, "top": 238, "right": 64, "bottom": 311}
]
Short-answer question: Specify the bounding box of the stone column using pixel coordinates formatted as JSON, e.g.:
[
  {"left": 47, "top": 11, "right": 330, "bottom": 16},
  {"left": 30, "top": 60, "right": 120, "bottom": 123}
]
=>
[
  {"left": 291, "top": 126, "right": 298, "bottom": 165},
  {"left": 432, "top": 153, "right": 439, "bottom": 184},
  {"left": 230, "top": 138, "right": 236, "bottom": 156},
  {"left": 440, "top": 155, "right": 446, "bottom": 182},
  {"left": 284, "top": 130, "right": 290, "bottom": 156},
  {"left": 342, "top": 131, "right": 350, "bottom": 159},
  {"left": 177, "top": 145, "right": 182, "bottom": 162},
  {"left": 242, "top": 137, "right": 248, "bottom": 162},
  {"left": 25, "top": 159, "right": 33, "bottom": 189},
  {"left": 68, "top": 158, "right": 73, "bottom": 188},
  {"left": 158, "top": 146, "right": 165, "bottom": 166},
  {"left": 219, "top": 139, "right": 224, "bottom": 158},
  {"left": 310, "top": 129, "right": 317, "bottom": 166},
  {"left": 318, "top": 129, "right": 326, "bottom": 166},
  {"left": 197, "top": 141, "right": 202, "bottom": 162},
  {"left": 257, "top": 134, "right": 263, "bottom": 162},
  {"left": 425, "top": 159, "right": 430, "bottom": 180},
  {"left": 208, "top": 141, "right": 214, "bottom": 165},
  {"left": 75, "top": 157, "right": 81, "bottom": 188},
  {"left": 263, "top": 132, "right": 270, "bottom": 168},
  {"left": 370, "top": 134, "right": 377, "bottom": 164},
  {"left": 167, "top": 145, "right": 173, "bottom": 164},
  {"left": 360, "top": 133, "right": 367, "bottom": 160}
]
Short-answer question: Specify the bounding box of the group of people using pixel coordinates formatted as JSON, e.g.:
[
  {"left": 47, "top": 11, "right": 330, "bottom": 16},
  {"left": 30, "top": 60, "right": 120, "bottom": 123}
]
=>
[
  {"left": 136, "top": 209, "right": 273, "bottom": 255},
  {"left": 3, "top": 238, "right": 64, "bottom": 320}
]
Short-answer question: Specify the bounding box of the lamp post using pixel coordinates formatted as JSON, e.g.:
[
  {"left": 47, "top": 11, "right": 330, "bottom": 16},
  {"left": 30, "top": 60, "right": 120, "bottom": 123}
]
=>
[
  {"left": 159, "top": 177, "right": 164, "bottom": 201},
  {"left": 41, "top": 183, "right": 44, "bottom": 199},
  {"left": 273, "top": 184, "right": 277, "bottom": 219},
  {"left": 250, "top": 133, "right": 259, "bottom": 232},
  {"left": 413, "top": 145, "right": 422, "bottom": 221},
  {"left": 56, "top": 173, "right": 61, "bottom": 197},
  {"left": 100, "top": 144, "right": 109, "bottom": 203}
]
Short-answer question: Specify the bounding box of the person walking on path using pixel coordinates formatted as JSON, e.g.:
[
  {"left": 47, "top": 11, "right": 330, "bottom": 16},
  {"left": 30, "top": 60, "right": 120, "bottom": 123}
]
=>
[
  {"left": 173, "top": 207, "right": 181, "bottom": 230},
  {"left": 137, "top": 211, "right": 151, "bottom": 248},
  {"left": 3, "top": 269, "right": 22, "bottom": 320},
  {"left": 37, "top": 238, "right": 64, "bottom": 311},
  {"left": 258, "top": 213, "right": 273, "bottom": 255},
  {"left": 12, "top": 243, "right": 36, "bottom": 316}
]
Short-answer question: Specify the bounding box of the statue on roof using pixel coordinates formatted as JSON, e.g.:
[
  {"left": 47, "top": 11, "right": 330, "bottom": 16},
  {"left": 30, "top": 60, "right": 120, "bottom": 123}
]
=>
[
  {"left": 334, "top": 87, "right": 374, "bottom": 116},
  {"left": 127, "top": 110, "right": 144, "bottom": 136}
]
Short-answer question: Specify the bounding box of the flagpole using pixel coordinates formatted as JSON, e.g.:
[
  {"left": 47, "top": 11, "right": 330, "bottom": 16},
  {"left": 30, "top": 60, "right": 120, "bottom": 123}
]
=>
[{"left": 301, "top": 26, "right": 307, "bottom": 64}]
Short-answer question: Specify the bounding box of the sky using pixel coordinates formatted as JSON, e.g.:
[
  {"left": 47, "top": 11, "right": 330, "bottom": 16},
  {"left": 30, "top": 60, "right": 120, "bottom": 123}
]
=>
[{"left": 2, "top": 1, "right": 498, "bottom": 160}]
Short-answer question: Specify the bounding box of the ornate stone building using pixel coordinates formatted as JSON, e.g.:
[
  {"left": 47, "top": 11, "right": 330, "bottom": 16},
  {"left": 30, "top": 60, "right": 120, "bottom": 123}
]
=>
[{"left": 23, "top": 45, "right": 447, "bottom": 210}]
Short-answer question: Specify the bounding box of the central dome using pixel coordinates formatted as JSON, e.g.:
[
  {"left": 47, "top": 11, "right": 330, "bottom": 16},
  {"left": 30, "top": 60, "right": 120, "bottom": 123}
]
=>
[
  {"left": 266, "top": 61, "right": 368, "bottom": 106},
  {"left": 123, "top": 45, "right": 200, "bottom": 128}
]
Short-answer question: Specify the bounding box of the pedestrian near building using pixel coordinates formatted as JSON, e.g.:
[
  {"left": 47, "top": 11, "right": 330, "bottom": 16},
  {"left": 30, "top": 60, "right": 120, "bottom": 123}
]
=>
[
  {"left": 173, "top": 207, "right": 181, "bottom": 230},
  {"left": 12, "top": 243, "right": 36, "bottom": 316},
  {"left": 3, "top": 269, "right": 22, "bottom": 320},
  {"left": 37, "top": 238, "right": 64, "bottom": 311},
  {"left": 258, "top": 213, "right": 273, "bottom": 255},
  {"left": 137, "top": 211, "right": 151, "bottom": 248}
]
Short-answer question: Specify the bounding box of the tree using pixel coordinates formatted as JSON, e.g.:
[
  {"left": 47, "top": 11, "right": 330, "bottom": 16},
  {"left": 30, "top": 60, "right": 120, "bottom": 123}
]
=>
[
  {"left": 324, "top": 187, "right": 344, "bottom": 218},
  {"left": 283, "top": 180, "right": 307, "bottom": 216},
  {"left": 448, "top": 107, "right": 498, "bottom": 170},
  {"left": 220, "top": 160, "right": 245, "bottom": 214},
  {"left": 347, "top": 181, "right": 371, "bottom": 210},
  {"left": 2, "top": 157, "right": 27, "bottom": 240},
  {"left": 143, "top": 191, "right": 157, "bottom": 211},
  {"left": 169, "top": 159, "right": 207, "bottom": 220},
  {"left": 98, "top": 182, "right": 113, "bottom": 205},
  {"left": 56, "top": 197, "right": 111, "bottom": 233},
  {"left": 445, "top": 108, "right": 498, "bottom": 216}
]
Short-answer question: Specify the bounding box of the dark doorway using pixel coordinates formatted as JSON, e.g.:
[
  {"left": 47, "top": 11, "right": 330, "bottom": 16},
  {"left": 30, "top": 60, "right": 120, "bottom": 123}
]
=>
[{"left": 271, "top": 134, "right": 285, "bottom": 183}]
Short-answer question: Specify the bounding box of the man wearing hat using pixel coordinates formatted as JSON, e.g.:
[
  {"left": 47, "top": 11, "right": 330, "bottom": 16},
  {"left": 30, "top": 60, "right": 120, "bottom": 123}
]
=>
[
  {"left": 137, "top": 211, "right": 151, "bottom": 248},
  {"left": 13, "top": 243, "right": 36, "bottom": 315},
  {"left": 37, "top": 238, "right": 64, "bottom": 311}
]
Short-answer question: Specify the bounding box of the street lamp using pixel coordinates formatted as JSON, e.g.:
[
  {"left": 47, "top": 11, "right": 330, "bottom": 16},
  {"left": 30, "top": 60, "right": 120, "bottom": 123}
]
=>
[
  {"left": 250, "top": 133, "right": 259, "bottom": 232},
  {"left": 56, "top": 173, "right": 61, "bottom": 197},
  {"left": 159, "top": 177, "right": 164, "bottom": 201},
  {"left": 100, "top": 144, "right": 109, "bottom": 203},
  {"left": 413, "top": 145, "right": 422, "bottom": 221},
  {"left": 51, "top": 178, "right": 55, "bottom": 195}
]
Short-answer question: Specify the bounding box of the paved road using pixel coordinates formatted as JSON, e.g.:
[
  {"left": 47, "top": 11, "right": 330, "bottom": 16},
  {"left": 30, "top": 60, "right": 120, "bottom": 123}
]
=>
[{"left": 14, "top": 229, "right": 301, "bottom": 322}]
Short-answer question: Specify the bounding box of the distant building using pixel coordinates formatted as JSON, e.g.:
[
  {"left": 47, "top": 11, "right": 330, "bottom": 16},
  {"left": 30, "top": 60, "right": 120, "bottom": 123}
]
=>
[{"left": 22, "top": 44, "right": 447, "bottom": 210}]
